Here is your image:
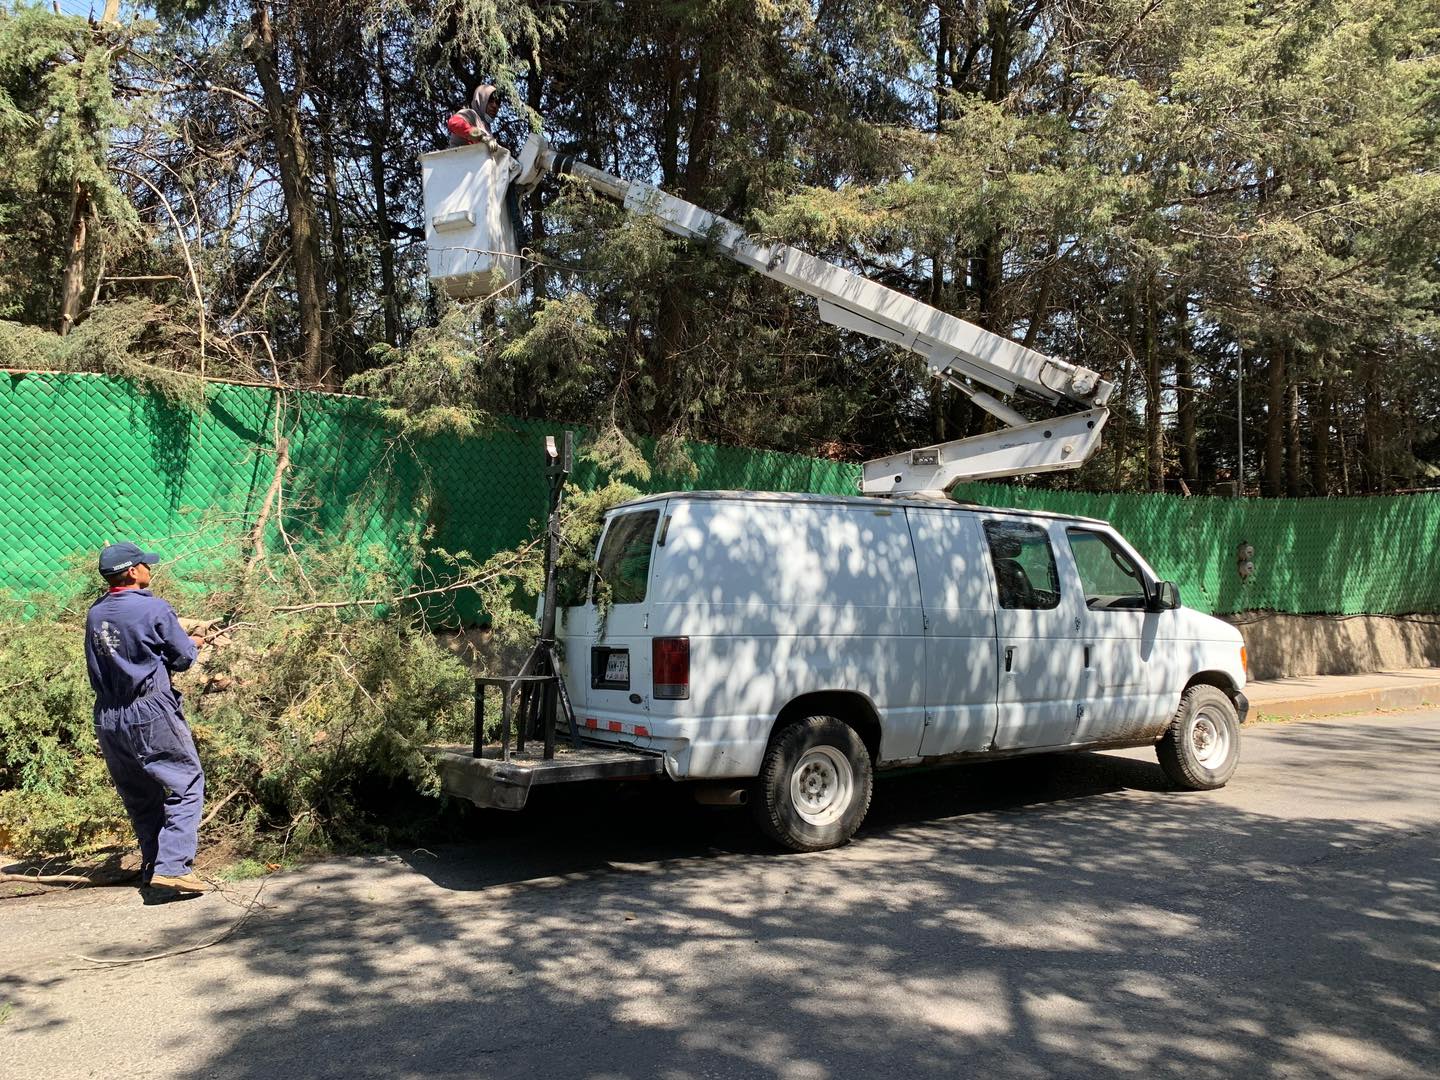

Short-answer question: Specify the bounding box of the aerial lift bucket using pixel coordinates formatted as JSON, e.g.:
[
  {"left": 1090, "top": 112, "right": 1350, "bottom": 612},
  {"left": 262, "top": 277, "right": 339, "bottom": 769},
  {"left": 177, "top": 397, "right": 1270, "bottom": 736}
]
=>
[{"left": 419, "top": 142, "right": 521, "bottom": 299}]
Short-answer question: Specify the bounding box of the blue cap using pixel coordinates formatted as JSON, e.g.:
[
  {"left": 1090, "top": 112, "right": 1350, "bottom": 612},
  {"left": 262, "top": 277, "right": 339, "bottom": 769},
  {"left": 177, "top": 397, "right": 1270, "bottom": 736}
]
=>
[{"left": 98, "top": 542, "right": 161, "bottom": 577}]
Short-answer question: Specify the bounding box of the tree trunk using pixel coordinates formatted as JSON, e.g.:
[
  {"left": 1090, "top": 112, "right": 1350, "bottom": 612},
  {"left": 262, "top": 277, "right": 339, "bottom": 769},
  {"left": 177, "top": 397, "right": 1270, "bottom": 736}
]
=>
[
  {"left": 682, "top": 42, "right": 720, "bottom": 201},
  {"left": 1360, "top": 353, "right": 1383, "bottom": 491},
  {"left": 985, "top": 2, "right": 1011, "bottom": 103},
  {"left": 1285, "top": 376, "right": 1302, "bottom": 497},
  {"left": 647, "top": 39, "right": 723, "bottom": 431},
  {"left": 1174, "top": 293, "right": 1198, "bottom": 488},
  {"left": 1310, "top": 380, "right": 1331, "bottom": 495},
  {"left": 320, "top": 118, "right": 354, "bottom": 378},
  {"left": 369, "top": 32, "right": 399, "bottom": 347},
  {"left": 1110, "top": 289, "right": 1137, "bottom": 488},
  {"left": 525, "top": 46, "right": 547, "bottom": 304},
  {"left": 935, "top": 4, "right": 951, "bottom": 130},
  {"left": 970, "top": 3, "right": 1010, "bottom": 331},
  {"left": 1143, "top": 281, "right": 1163, "bottom": 491},
  {"left": 1338, "top": 402, "right": 1353, "bottom": 495},
  {"left": 247, "top": 3, "right": 327, "bottom": 384},
  {"left": 58, "top": 181, "right": 89, "bottom": 334},
  {"left": 1262, "top": 347, "right": 1285, "bottom": 496},
  {"left": 660, "top": 40, "right": 683, "bottom": 188}
]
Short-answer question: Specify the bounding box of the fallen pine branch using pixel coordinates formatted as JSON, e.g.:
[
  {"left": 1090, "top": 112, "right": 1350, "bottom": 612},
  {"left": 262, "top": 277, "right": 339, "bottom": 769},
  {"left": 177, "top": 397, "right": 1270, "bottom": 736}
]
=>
[
  {"left": 1, "top": 872, "right": 107, "bottom": 886},
  {"left": 271, "top": 544, "right": 539, "bottom": 615},
  {"left": 199, "top": 786, "right": 246, "bottom": 827}
]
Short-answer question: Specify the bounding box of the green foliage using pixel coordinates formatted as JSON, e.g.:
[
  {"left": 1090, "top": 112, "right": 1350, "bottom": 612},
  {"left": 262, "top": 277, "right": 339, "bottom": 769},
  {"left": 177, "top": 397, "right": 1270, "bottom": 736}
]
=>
[
  {"left": 348, "top": 303, "right": 494, "bottom": 437},
  {"left": 0, "top": 300, "right": 208, "bottom": 406},
  {"left": 0, "top": 430, "right": 654, "bottom": 861},
  {"left": 415, "top": 0, "right": 565, "bottom": 120},
  {"left": 192, "top": 592, "right": 475, "bottom": 851},
  {"left": 498, "top": 292, "right": 610, "bottom": 420},
  {"left": 0, "top": 0, "right": 1439, "bottom": 503},
  {"left": 0, "top": 5, "right": 149, "bottom": 325},
  {"left": 586, "top": 424, "right": 652, "bottom": 484},
  {"left": 0, "top": 529, "right": 539, "bottom": 859},
  {"left": 0, "top": 600, "right": 125, "bottom": 854},
  {"left": 553, "top": 478, "right": 643, "bottom": 609}
]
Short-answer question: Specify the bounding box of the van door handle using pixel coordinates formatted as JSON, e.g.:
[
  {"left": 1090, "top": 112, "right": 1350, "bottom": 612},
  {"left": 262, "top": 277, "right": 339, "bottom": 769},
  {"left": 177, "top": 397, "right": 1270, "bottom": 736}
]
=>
[
  {"left": 1084, "top": 645, "right": 1091, "bottom": 668},
  {"left": 1004, "top": 646, "right": 1014, "bottom": 673}
]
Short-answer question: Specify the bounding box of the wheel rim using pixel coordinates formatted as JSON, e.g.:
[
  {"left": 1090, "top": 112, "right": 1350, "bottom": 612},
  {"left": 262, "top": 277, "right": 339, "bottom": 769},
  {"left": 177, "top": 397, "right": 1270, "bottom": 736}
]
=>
[
  {"left": 790, "top": 745, "right": 854, "bottom": 827},
  {"left": 1191, "top": 709, "right": 1232, "bottom": 770}
]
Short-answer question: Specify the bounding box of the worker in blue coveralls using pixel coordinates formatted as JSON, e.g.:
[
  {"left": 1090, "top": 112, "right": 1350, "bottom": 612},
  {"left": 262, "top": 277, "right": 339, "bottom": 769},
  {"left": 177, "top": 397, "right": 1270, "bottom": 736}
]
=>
[{"left": 85, "top": 542, "right": 209, "bottom": 898}]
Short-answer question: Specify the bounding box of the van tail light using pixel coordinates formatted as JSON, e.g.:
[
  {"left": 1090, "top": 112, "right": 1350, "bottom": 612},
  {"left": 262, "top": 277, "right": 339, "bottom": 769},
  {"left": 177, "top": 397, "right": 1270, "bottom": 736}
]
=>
[{"left": 653, "top": 637, "right": 690, "bottom": 700}]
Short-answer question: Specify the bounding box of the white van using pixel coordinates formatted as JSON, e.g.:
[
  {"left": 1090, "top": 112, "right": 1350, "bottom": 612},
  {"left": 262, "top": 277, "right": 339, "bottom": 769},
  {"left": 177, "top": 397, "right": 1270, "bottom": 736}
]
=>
[{"left": 558, "top": 490, "right": 1248, "bottom": 852}]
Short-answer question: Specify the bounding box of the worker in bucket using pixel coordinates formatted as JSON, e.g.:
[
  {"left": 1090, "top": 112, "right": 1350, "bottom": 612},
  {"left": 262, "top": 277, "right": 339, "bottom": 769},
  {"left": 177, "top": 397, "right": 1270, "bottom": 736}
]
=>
[
  {"left": 447, "top": 83, "right": 503, "bottom": 149},
  {"left": 446, "top": 83, "right": 530, "bottom": 250},
  {"left": 85, "top": 542, "right": 209, "bottom": 899}
]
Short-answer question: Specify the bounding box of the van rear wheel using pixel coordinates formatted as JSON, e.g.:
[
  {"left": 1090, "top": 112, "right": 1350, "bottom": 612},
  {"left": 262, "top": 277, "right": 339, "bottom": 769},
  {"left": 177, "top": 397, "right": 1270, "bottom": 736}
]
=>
[
  {"left": 1157, "top": 685, "right": 1241, "bottom": 790},
  {"left": 752, "top": 716, "right": 872, "bottom": 852}
]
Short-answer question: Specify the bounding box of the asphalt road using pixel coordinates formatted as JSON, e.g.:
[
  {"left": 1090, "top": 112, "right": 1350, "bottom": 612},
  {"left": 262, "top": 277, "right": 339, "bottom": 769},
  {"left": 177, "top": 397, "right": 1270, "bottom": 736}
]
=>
[{"left": 3, "top": 710, "right": 1438, "bottom": 1080}]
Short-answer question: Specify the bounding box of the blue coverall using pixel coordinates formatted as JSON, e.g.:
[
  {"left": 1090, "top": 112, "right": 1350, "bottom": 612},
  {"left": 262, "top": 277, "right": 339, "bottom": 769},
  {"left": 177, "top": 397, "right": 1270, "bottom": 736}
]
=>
[{"left": 84, "top": 588, "right": 204, "bottom": 879}]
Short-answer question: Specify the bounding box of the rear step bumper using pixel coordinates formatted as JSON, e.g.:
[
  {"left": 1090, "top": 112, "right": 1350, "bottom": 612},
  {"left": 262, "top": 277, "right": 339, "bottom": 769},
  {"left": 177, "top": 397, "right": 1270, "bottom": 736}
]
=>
[{"left": 426, "top": 743, "right": 666, "bottom": 810}]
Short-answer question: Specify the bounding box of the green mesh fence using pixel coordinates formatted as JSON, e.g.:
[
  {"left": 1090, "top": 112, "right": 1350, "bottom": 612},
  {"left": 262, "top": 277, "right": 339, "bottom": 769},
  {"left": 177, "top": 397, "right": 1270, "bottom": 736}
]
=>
[
  {"left": 0, "top": 373, "right": 857, "bottom": 619},
  {"left": 1, "top": 372, "right": 1436, "bottom": 617},
  {"left": 953, "top": 482, "right": 1440, "bottom": 616}
]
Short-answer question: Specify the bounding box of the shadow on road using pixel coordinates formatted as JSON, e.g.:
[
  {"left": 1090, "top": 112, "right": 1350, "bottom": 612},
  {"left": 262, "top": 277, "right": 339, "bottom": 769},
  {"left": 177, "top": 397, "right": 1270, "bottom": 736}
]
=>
[
  {"left": 161, "top": 729, "right": 1439, "bottom": 1080},
  {"left": 405, "top": 751, "right": 1168, "bottom": 892}
]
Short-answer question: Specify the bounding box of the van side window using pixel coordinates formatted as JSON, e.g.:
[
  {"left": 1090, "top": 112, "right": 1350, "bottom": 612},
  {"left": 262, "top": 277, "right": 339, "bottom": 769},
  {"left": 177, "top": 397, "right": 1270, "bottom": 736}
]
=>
[
  {"left": 983, "top": 520, "right": 1061, "bottom": 610},
  {"left": 1066, "top": 529, "right": 1148, "bottom": 610},
  {"left": 593, "top": 510, "right": 660, "bottom": 605}
]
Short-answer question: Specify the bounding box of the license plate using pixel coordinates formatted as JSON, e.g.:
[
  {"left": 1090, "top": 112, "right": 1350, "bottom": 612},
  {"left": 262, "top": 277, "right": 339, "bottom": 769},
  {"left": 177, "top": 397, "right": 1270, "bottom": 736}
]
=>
[{"left": 604, "top": 652, "right": 630, "bottom": 684}]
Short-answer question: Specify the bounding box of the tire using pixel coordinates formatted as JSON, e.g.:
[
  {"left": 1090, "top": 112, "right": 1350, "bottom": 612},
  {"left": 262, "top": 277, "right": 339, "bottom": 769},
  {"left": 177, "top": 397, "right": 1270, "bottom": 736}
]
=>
[
  {"left": 1157, "top": 684, "right": 1241, "bottom": 790},
  {"left": 751, "top": 716, "right": 873, "bottom": 852}
]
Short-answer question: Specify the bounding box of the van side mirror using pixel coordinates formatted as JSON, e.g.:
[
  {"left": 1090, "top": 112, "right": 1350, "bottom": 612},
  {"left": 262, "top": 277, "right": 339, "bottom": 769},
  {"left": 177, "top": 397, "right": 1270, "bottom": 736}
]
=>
[{"left": 1148, "top": 580, "right": 1180, "bottom": 612}]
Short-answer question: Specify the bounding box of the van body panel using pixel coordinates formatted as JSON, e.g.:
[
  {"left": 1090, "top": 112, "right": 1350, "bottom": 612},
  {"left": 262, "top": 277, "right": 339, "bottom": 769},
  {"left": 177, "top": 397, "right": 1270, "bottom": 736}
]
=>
[
  {"left": 563, "top": 504, "right": 665, "bottom": 751},
  {"left": 904, "top": 508, "right": 1000, "bottom": 756},
  {"left": 641, "top": 499, "right": 927, "bottom": 776},
  {"left": 1078, "top": 605, "right": 1185, "bottom": 742}
]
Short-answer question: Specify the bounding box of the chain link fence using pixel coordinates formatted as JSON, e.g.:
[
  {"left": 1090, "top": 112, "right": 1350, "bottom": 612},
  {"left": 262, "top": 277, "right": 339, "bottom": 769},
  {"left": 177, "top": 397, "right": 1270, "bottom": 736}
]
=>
[{"left": 2, "top": 372, "right": 1435, "bottom": 617}]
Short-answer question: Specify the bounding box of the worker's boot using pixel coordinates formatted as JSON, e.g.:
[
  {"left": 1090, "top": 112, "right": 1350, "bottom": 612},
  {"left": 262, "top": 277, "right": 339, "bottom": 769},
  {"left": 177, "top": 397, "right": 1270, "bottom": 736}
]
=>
[{"left": 147, "top": 872, "right": 210, "bottom": 896}]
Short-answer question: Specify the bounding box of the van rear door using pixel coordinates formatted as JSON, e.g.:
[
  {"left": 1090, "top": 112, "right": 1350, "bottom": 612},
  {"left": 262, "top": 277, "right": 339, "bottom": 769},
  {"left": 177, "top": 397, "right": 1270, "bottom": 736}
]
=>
[{"left": 575, "top": 504, "right": 665, "bottom": 742}]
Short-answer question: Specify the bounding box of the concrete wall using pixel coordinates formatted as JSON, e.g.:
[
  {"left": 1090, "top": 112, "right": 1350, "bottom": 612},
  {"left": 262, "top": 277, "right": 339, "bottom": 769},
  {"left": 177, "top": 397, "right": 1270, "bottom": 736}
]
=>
[{"left": 1226, "top": 613, "right": 1440, "bottom": 681}]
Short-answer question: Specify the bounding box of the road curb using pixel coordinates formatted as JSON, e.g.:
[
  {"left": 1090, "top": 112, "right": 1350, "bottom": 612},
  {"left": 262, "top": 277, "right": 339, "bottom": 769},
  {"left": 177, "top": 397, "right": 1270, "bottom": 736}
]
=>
[{"left": 1251, "top": 684, "right": 1440, "bottom": 719}]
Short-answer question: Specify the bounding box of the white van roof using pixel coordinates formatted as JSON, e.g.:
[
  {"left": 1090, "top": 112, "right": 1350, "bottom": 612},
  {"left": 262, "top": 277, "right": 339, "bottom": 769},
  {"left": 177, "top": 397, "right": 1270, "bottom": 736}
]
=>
[{"left": 614, "top": 489, "right": 1110, "bottom": 527}]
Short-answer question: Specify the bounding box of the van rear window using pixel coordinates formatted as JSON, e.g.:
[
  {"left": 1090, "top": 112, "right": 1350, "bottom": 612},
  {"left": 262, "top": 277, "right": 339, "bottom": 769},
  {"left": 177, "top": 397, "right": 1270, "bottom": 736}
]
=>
[{"left": 593, "top": 510, "right": 660, "bottom": 605}]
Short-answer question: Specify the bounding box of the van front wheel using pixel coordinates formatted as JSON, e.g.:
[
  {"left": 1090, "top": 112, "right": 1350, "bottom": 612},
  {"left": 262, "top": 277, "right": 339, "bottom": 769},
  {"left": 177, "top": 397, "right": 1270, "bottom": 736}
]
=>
[
  {"left": 1157, "top": 685, "right": 1241, "bottom": 790},
  {"left": 753, "top": 716, "right": 873, "bottom": 852}
]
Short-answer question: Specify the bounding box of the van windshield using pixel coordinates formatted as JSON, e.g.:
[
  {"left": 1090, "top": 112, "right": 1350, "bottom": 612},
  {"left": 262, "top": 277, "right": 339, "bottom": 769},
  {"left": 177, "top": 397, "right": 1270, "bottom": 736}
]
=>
[{"left": 593, "top": 510, "right": 660, "bottom": 605}]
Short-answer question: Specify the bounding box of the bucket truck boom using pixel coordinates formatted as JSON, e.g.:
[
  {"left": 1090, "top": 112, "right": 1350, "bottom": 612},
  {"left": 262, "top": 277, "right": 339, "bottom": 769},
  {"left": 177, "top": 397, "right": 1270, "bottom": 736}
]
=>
[{"left": 497, "top": 135, "right": 1114, "bottom": 495}]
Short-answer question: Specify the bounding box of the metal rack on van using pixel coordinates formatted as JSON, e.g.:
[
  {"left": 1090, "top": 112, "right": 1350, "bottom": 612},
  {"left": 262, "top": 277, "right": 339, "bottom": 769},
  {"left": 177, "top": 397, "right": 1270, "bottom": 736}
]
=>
[{"left": 425, "top": 432, "right": 665, "bottom": 810}]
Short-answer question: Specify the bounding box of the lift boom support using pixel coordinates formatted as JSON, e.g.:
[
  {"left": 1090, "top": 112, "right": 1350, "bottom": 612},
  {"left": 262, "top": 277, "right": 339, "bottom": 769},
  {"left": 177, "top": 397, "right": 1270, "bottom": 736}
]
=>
[{"left": 512, "top": 135, "right": 1114, "bottom": 496}]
